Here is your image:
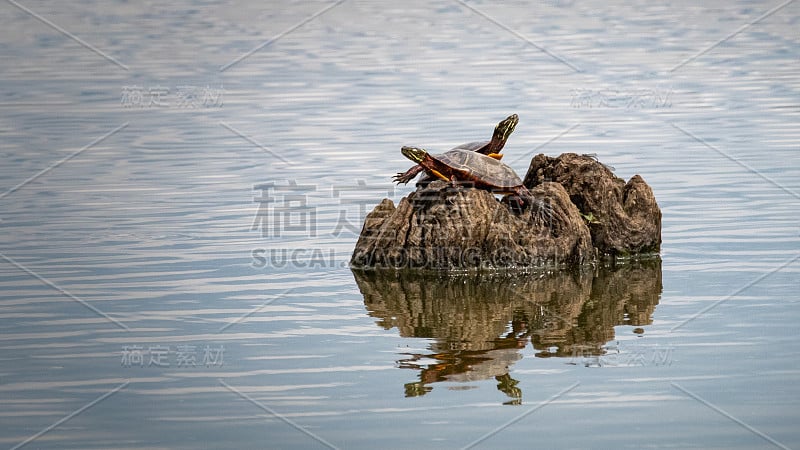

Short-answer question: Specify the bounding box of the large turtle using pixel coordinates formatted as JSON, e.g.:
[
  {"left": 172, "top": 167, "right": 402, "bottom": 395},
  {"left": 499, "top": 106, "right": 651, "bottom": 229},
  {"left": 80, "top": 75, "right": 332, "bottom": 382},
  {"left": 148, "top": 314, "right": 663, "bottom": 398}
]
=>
[
  {"left": 394, "top": 114, "right": 519, "bottom": 185},
  {"left": 399, "top": 146, "right": 549, "bottom": 216}
]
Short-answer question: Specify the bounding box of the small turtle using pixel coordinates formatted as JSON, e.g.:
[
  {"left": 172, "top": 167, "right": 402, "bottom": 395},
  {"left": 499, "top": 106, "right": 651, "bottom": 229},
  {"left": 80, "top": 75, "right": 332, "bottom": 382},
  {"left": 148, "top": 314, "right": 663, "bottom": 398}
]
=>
[
  {"left": 394, "top": 114, "right": 519, "bottom": 185},
  {"left": 399, "top": 146, "right": 549, "bottom": 216}
]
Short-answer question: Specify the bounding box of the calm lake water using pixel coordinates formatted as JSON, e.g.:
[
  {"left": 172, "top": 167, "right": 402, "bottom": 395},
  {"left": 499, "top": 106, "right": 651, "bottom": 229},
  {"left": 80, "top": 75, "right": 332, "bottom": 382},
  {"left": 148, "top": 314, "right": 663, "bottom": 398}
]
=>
[{"left": 1, "top": 1, "right": 798, "bottom": 449}]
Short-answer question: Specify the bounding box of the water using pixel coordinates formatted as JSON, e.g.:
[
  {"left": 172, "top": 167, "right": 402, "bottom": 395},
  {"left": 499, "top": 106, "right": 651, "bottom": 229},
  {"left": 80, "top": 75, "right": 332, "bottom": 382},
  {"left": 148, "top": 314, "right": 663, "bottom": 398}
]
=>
[{"left": 1, "top": 0, "right": 798, "bottom": 448}]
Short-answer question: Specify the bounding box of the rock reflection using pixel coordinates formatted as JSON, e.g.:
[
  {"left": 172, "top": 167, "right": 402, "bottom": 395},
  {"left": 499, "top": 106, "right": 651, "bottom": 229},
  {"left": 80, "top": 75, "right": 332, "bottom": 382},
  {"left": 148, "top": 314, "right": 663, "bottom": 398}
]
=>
[{"left": 352, "top": 258, "right": 661, "bottom": 401}]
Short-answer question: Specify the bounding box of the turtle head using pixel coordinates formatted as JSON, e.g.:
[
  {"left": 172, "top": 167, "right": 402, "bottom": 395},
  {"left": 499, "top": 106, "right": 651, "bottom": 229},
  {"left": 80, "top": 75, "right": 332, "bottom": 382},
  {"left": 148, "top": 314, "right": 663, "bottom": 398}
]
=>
[
  {"left": 493, "top": 114, "right": 519, "bottom": 143},
  {"left": 401, "top": 146, "right": 428, "bottom": 164}
]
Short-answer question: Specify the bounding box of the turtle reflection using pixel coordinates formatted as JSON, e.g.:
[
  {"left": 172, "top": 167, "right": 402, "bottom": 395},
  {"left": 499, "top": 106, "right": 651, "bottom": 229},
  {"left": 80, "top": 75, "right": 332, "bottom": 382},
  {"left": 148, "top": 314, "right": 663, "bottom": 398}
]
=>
[{"left": 352, "top": 258, "right": 661, "bottom": 401}]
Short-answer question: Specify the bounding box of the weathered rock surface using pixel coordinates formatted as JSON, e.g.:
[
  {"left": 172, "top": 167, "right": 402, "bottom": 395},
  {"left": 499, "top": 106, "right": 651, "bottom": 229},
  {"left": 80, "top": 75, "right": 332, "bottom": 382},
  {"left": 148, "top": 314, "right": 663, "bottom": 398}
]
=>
[
  {"left": 350, "top": 180, "right": 593, "bottom": 270},
  {"left": 351, "top": 153, "right": 661, "bottom": 270},
  {"left": 524, "top": 153, "right": 661, "bottom": 255}
]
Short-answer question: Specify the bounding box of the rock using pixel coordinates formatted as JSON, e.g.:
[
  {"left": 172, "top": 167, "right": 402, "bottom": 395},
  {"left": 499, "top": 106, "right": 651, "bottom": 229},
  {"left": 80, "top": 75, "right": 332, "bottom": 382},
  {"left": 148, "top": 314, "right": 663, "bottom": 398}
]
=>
[
  {"left": 524, "top": 153, "right": 661, "bottom": 255},
  {"left": 350, "top": 179, "right": 594, "bottom": 270},
  {"left": 351, "top": 153, "right": 661, "bottom": 270}
]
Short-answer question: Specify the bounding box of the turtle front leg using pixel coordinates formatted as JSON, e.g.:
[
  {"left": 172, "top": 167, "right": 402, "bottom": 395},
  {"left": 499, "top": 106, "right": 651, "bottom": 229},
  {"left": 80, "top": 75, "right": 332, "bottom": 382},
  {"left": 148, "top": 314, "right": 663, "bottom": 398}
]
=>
[{"left": 393, "top": 165, "right": 424, "bottom": 184}]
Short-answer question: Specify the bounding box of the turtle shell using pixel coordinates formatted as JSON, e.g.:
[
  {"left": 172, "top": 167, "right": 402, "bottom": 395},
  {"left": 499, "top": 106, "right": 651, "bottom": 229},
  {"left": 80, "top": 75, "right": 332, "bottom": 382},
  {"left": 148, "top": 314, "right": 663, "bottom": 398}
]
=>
[
  {"left": 452, "top": 140, "right": 490, "bottom": 152},
  {"left": 413, "top": 141, "right": 490, "bottom": 184},
  {"left": 432, "top": 149, "right": 522, "bottom": 189}
]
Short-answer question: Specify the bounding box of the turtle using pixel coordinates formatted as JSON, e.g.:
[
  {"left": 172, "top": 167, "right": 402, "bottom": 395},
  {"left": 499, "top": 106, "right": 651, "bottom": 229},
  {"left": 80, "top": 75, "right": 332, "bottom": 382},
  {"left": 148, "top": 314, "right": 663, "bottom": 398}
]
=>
[
  {"left": 393, "top": 114, "right": 519, "bottom": 185},
  {"left": 399, "top": 146, "right": 550, "bottom": 216}
]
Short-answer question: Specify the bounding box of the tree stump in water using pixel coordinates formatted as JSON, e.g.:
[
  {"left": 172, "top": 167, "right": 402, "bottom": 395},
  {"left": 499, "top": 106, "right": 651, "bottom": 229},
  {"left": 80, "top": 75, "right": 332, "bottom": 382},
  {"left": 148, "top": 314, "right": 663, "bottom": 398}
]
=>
[
  {"left": 351, "top": 153, "right": 661, "bottom": 270},
  {"left": 524, "top": 153, "right": 661, "bottom": 256}
]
